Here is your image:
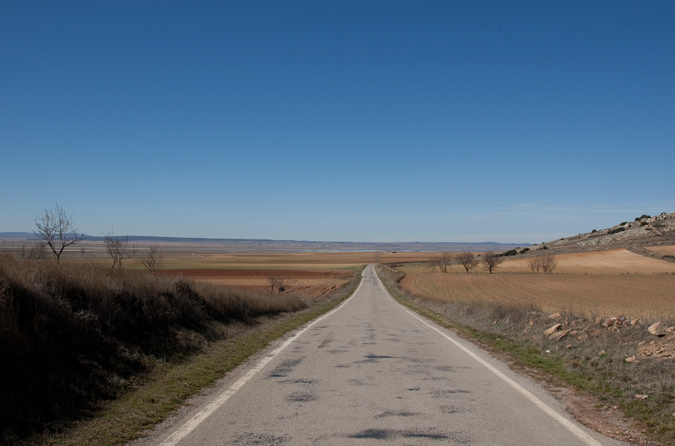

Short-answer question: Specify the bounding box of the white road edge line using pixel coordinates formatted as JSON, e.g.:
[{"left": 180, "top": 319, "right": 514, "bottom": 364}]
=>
[
  {"left": 376, "top": 267, "right": 603, "bottom": 446},
  {"left": 157, "top": 268, "right": 367, "bottom": 446}
]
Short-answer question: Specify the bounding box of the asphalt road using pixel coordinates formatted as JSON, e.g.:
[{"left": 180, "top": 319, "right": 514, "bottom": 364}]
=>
[{"left": 139, "top": 265, "right": 629, "bottom": 446}]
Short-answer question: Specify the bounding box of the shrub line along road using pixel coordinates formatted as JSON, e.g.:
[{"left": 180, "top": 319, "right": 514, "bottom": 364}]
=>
[{"left": 136, "top": 265, "right": 629, "bottom": 446}]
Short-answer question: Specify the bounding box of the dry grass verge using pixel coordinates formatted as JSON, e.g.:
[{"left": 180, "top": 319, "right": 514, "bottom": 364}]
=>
[
  {"left": 377, "top": 264, "right": 675, "bottom": 445},
  {"left": 34, "top": 272, "right": 363, "bottom": 446},
  {"left": 0, "top": 253, "right": 362, "bottom": 445}
]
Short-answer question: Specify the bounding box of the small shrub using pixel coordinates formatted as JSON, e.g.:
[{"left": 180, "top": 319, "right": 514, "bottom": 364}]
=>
[{"left": 607, "top": 227, "right": 626, "bottom": 235}]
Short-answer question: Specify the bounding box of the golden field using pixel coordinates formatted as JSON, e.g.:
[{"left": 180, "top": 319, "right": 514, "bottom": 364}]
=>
[
  {"left": 398, "top": 249, "right": 675, "bottom": 320},
  {"left": 647, "top": 245, "right": 675, "bottom": 256}
]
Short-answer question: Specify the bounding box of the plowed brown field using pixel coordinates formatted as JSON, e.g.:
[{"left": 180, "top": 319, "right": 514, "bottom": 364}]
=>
[
  {"left": 159, "top": 251, "right": 438, "bottom": 270},
  {"left": 160, "top": 268, "right": 354, "bottom": 297},
  {"left": 142, "top": 251, "right": 439, "bottom": 300},
  {"left": 399, "top": 250, "right": 675, "bottom": 319}
]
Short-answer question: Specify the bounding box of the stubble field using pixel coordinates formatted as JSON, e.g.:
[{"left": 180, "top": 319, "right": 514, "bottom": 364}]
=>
[{"left": 398, "top": 249, "right": 675, "bottom": 320}]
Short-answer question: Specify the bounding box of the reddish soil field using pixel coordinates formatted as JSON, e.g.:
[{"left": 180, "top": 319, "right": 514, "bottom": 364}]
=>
[{"left": 160, "top": 268, "right": 354, "bottom": 299}]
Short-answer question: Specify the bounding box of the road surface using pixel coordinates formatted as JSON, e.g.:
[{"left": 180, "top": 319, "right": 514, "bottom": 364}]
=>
[{"left": 138, "top": 265, "right": 628, "bottom": 446}]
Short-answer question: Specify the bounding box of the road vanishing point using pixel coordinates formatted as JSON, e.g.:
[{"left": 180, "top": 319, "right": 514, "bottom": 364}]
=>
[{"left": 136, "top": 265, "right": 629, "bottom": 446}]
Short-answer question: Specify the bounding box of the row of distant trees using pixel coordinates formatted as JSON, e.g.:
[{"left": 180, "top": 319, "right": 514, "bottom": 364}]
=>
[
  {"left": 428, "top": 251, "right": 505, "bottom": 274},
  {"left": 31, "top": 204, "right": 162, "bottom": 271},
  {"left": 427, "top": 251, "right": 557, "bottom": 274}
]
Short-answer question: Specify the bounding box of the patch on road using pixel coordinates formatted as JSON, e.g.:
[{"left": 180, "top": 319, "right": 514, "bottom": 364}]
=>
[{"left": 267, "top": 357, "right": 304, "bottom": 378}]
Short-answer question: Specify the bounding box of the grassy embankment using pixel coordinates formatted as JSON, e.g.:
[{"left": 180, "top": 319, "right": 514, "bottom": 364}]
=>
[
  {"left": 376, "top": 261, "right": 675, "bottom": 445},
  {"left": 0, "top": 254, "right": 363, "bottom": 445}
]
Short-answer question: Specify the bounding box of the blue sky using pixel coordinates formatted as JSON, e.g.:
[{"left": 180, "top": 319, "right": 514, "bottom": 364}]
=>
[{"left": 1, "top": 1, "right": 674, "bottom": 243}]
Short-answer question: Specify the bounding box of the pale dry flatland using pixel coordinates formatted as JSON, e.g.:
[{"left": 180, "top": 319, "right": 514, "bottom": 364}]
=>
[
  {"left": 399, "top": 250, "right": 675, "bottom": 319},
  {"left": 647, "top": 245, "right": 675, "bottom": 256},
  {"left": 498, "top": 249, "right": 675, "bottom": 275}
]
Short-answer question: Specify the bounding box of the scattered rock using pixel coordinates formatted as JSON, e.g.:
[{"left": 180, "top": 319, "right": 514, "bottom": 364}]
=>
[
  {"left": 667, "top": 326, "right": 675, "bottom": 334},
  {"left": 548, "top": 312, "right": 562, "bottom": 320},
  {"left": 544, "top": 324, "right": 562, "bottom": 336},
  {"left": 630, "top": 319, "right": 639, "bottom": 326},
  {"left": 625, "top": 356, "right": 637, "bottom": 363},
  {"left": 648, "top": 321, "right": 666, "bottom": 336},
  {"left": 634, "top": 394, "right": 649, "bottom": 400},
  {"left": 598, "top": 349, "right": 606, "bottom": 356},
  {"left": 638, "top": 334, "right": 675, "bottom": 359},
  {"left": 550, "top": 329, "right": 571, "bottom": 341}
]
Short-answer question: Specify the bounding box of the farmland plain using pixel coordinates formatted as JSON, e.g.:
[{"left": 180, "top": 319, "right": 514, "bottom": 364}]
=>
[
  {"left": 398, "top": 249, "right": 675, "bottom": 320},
  {"left": 153, "top": 251, "right": 438, "bottom": 298}
]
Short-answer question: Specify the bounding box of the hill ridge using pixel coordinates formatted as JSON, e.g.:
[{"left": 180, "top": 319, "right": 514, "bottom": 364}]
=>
[{"left": 535, "top": 211, "right": 675, "bottom": 255}]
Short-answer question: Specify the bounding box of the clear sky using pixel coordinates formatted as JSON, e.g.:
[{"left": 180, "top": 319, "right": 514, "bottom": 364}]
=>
[{"left": 2, "top": 1, "right": 674, "bottom": 243}]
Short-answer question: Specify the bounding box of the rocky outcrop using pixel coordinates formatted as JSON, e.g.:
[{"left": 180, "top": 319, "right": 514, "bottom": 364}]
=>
[{"left": 531, "top": 211, "right": 675, "bottom": 254}]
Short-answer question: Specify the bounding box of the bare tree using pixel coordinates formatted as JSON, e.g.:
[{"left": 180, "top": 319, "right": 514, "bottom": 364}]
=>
[
  {"left": 456, "top": 251, "right": 478, "bottom": 273},
  {"left": 104, "top": 229, "right": 137, "bottom": 269},
  {"left": 436, "top": 252, "right": 453, "bottom": 273},
  {"left": 268, "top": 276, "right": 292, "bottom": 294},
  {"left": 481, "top": 251, "right": 503, "bottom": 274},
  {"left": 528, "top": 256, "right": 541, "bottom": 273},
  {"left": 540, "top": 254, "right": 557, "bottom": 273},
  {"left": 138, "top": 244, "right": 163, "bottom": 273},
  {"left": 528, "top": 255, "right": 557, "bottom": 273},
  {"left": 33, "top": 204, "right": 86, "bottom": 262}
]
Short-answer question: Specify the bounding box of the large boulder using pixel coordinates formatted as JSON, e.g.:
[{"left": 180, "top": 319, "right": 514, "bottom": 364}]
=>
[{"left": 648, "top": 321, "right": 666, "bottom": 336}]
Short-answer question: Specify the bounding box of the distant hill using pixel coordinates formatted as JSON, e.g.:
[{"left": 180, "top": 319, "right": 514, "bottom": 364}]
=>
[
  {"left": 0, "top": 232, "right": 526, "bottom": 253},
  {"left": 531, "top": 211, "right": 675, "bottom": 258},
  {"left": 6, "top": 211, "right": 674, "bottom": 254},
  {"left": 0, "top": 232, "right": 37, "bottom": 239}
]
